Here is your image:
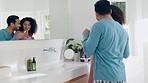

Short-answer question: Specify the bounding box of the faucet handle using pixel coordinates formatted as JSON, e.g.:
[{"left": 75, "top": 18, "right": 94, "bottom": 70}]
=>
[{"left": 43, "top": 47, "right": 57, "bottom": 53}]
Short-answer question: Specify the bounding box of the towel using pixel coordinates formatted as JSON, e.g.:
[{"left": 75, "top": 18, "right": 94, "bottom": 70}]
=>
[{"left": 88, "top": 56, "right": 94, "bottom": 83}]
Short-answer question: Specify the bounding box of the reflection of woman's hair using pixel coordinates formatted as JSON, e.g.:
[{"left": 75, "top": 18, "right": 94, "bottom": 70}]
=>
[
  {"left": 19, "top": 17, "right": 38, "bottom": 36},
  {"left": 110, "top": 5, "right": 126, "bottom": 25}
]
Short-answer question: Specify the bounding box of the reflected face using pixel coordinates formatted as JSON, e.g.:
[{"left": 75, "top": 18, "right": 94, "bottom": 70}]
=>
[
  {"left": 14, "top": 19, "right": 21, "bottom": 31},
  {"left": 23, "top": 21, "right": 31, "bottom": 31}
]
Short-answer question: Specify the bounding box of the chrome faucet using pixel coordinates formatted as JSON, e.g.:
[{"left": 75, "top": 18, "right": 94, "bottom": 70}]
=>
[{"left": 43, "top": 47, "right": 57, "bottom": 53}]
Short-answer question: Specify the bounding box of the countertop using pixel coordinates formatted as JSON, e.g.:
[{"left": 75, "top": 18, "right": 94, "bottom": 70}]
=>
[{"left": 0, "top": 62, "right": 89, "bottom": 83}]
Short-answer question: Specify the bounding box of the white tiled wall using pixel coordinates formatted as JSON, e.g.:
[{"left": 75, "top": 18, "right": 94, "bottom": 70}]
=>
[
  {"left": 0, "top": 39, "right": 66, "bottom": 73},
  {"left": 143, "top": 42, "right": 148, "bottom": 83}
]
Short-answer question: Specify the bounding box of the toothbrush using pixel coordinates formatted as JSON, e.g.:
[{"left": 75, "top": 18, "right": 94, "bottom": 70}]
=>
[{"left": 22, "top": 29, "right": 29, "bottom": 35}]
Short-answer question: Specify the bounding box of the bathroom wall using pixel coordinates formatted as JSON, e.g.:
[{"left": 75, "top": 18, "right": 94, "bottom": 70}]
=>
[
  {"left": 0, "top": 39, "right": 66, "bottom": 73},
  {"left": 134, "top": 0, "right": 148, "bottom": 83},
  {"left": 138, "top": 18, "right": 148, "bottom": 83},
  {"left": 141, "top": 0, "right": 148, "bottom": 18},
  {"left": 143, "top": 42, "right": 148, "bottom": 83}
]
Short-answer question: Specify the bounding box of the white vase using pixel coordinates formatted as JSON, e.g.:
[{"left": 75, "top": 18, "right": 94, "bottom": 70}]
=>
[{"left": 74, "top": 53, "right": 80, "bottom": 62}]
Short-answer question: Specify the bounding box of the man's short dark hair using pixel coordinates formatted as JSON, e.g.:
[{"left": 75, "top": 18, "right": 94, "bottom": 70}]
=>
[
  {"left": 7, "top": 15, "right": 19, "bottom": 26},
  {"left": 94, "top": 0, "right": 111, "bottom": 15}
]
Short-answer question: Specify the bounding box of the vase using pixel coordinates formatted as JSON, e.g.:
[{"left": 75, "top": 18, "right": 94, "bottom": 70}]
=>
[{"left": 74, "top": 53, "right": 80, "bottom": 62}]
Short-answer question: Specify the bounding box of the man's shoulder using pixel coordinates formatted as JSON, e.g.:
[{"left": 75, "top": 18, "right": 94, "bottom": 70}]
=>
[
  {"left": 0, "top": 29, "right": 6, "bottom": 39},
  {"left": 93, "top": 21, "right": 104, "bottom": 28},
  {"left": 0, "top": 29, "right": 9, "bottom": 37},
  {"left": 0, "top": 29, "right": 6, "bottom": 34},
  {"left": 0, "top": 29, "right": 6, "bottom": 32}
]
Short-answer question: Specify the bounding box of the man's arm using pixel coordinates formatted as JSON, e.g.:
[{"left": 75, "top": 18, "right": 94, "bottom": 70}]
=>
[
  {"left": 11, "top": 36, "right": 19, "bottom": 40},
  {"left": 0, "top": 31, "right": 19, "bottom": 41},
  {"left": 123, "top": 38, "right": 130, "bottom": 58},
  {"left": 82, "top": 23, "right": 102, "bottom": 57}
]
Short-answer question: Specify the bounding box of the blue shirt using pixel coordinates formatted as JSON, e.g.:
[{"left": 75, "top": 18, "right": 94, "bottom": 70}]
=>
[
  {"left": 0, "top": 29, "right": 19, "bottom": 41},
  {"left": 83, "top": 18, "right": 129, "bottom": 81}
]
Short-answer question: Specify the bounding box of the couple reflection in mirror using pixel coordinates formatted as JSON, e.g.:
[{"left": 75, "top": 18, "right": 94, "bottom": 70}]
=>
[{"left": 0, "top": 15, "right": 38, "bottom": 41}]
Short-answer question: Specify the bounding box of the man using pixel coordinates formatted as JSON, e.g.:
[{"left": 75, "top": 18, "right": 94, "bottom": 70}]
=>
[
  {"left": 0, "top": 15, "right": 22, "bottom": 41},
  {"left": 82, "top": 0, "right": 129, "bottom": 83}
]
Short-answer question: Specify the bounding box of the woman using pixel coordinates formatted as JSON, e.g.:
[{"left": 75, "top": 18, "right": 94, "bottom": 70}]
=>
[
  {"left": 14, "top": 17, "right": 37, "bottom": 40},
  {"left": 88, "top": 3, "right": 127, "bottom": 83},
  {"left": 110, "top": 5, "right": 126, "bottom": 25}
]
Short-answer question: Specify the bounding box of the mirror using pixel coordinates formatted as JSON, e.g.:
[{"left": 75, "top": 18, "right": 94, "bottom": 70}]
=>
[
  {"left": 0, "top": 0, "right": 49, "bottom": 40},
  {"left": 0, "top": 0, "right": 68, "bottom": 40},
  {"left": 64, "top": 49, "right": 74, "bottom": 60}
]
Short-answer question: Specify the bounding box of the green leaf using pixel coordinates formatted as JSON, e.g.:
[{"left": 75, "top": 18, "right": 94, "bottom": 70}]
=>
[
  {"left": 66, "top": 38, "right": 74, "bottom": 44},
  {"left": 66, "top": 38, "right": 83, "bottom": 53}
]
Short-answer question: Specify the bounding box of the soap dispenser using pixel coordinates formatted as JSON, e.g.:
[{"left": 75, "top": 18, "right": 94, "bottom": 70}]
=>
[
  {"left": 32, "top": 57, "right": 36, "bottom": 71},
  {"left": 27, "top": 58, "right": 32, "bottom": 71}
]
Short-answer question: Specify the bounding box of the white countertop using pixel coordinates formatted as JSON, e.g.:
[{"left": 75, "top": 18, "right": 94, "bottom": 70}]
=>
[{"left": 0, "top": 62, "right": 89, "bottom": 83}]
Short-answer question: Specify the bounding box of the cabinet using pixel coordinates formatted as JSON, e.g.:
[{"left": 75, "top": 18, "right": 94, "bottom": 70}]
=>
[{"left": 64, "top": 74, "right": 88, "bottom": 83}]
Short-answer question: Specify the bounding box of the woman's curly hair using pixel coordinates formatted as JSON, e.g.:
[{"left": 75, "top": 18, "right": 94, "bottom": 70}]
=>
[
  {"left": 19, "top": 17, "right": 38, "bottom": 36},
  {"left": 110, "top": 5, "right": 126, "bottom": 25}
]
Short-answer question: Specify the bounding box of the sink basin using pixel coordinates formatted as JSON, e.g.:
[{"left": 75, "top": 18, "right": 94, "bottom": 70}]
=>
[
  {"left": 0, "top": 66, "right": 11, "bottom": 79},
  {"left": 11, "top": 73, "right": 47, "bottom": 80},
  {"left": 9, "top": 62, "right": 88, "bottom": 82},
  {"left": 47, "top": 62, "right": 87, "bottom": 72}
]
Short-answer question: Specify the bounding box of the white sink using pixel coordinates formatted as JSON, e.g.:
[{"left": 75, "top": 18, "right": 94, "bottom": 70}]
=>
[
  {"left": 10, "top": 62, "right": 86, "bottom": 80},
  {"left": 0, "top": 66, "right": 11, "bottom": 79},
  {"left": 47, "top": 62, "right": 87, "bottom": 72},
  {"left": 8, "top": 62, "right": 88, "bottom": 83},
  {"left": 11, "top": 73, "right": 47, "bottom": 80}
]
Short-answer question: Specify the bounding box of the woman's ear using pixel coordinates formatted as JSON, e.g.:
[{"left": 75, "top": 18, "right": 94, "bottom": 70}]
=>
[{"left": 110, "top": 9, "right": 112, "bottom": 14}]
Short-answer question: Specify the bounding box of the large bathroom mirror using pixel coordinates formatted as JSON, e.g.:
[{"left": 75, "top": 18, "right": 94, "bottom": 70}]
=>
[{"left": 0, "top": 0, "right": 69, "bottom": 40}]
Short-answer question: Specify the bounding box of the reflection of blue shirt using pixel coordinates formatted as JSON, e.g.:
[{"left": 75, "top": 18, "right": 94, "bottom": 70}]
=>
[
  {"left": 83, "top": 18, "right": 130, "bottom": 81},
  {"left": 0, "top": 29, "right": 19, "bottom": 41}
]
